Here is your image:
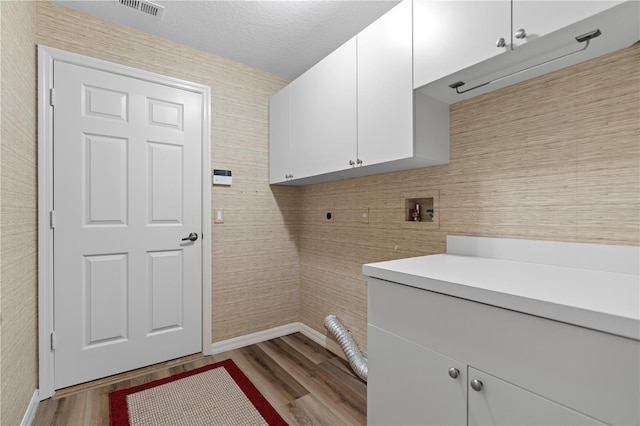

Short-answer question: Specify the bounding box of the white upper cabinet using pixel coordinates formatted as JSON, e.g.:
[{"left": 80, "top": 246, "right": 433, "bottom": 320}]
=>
[
  {"left": 512, "top": 1, "right": 623, "bottom": 48},
  {"left": 269, "top": 0, "right": 636, "bottom": 185},
  {"left": 290, "top": 37, "right": 357, "bottom": 180},
  {"left": 414, "top": 0, "right": 627, "bottom": 90},
  {"left": 357, "top": 0, "right": 414, "bottom": 166},
  {"left": 268, "top": 86, "right": 291, "bottom": 184},
  {"left": 269, "top": 0, "right": 449, "bottom": 186},
  {"left": 413, "top": 1, "right": 511, "bottom": 89}
]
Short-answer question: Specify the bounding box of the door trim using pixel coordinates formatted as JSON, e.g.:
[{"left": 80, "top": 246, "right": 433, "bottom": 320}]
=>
[{"left": 37, "top": 45, "right": 212, "bottom": 399}]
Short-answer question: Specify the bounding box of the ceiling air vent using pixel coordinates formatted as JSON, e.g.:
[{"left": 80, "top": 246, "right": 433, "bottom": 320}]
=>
[{"left": 115, "top": 0, "right": 164, "bottom": 20}]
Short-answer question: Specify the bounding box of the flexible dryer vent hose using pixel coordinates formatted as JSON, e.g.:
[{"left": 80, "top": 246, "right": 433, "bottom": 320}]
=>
[{"left": 324, "top": 314, "right": 368, "bottom": 382}]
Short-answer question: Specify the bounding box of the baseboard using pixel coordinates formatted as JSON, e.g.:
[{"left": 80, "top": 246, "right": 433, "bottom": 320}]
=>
[
  {"left": 297, "top": 322, "right": 327, "bottom": 347},
  {"left": 209, "top": 322, "right": 346, "bottom": 361},
  {"left": 210, "top": 323, "right": 301, "bottom": 355},
  {"left": 300, "top": 322, "right": 348, "bottom": 360},
  {"left": 20, "top": 389, "right": 39, "bottom": 426},
  {"left": 211, "top": 322, "right": 346, "bottom": 359}
]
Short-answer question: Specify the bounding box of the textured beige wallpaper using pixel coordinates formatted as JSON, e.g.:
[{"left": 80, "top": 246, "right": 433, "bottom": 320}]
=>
[
  {"left": 2, "top": 2, "right": 638, "bottom": 420},
  {"left": 35, "top": 1, "right": 300, "bottom": 344},
  {"left": 299, "top": 43, "right": 640, "bottom": 348},
  {"left": 1, "top": 1, "right": 38, "bottom": 425}
]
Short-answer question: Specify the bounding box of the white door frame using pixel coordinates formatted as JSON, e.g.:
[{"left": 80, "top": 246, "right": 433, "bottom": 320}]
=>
[{"left": 37, "top": 45, "right": 212, "bottom": 399}]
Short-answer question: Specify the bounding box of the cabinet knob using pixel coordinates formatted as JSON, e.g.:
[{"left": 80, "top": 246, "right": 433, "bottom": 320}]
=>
[
  {"left": 349, "top": 160, "right": 355, "bottom": 166},
  {"left": 448, "top": 368, "right": 459, "bottom": 379},
  {"left": 496, "top": 37, "right": 506, "bottom": 48},
  {"left": 470, "top": 379, "right": 483, "bottom": 392},
  {"left": 515, "top": 28, "right": 527, "bottom": 39},
  {"left": 356, "top": 159, "right": 363, "bottom": 166}
]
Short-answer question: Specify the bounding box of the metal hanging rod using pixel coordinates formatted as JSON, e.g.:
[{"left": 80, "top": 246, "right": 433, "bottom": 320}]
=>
[{"left": 449, "top": 29, "right": 602, "bottom": 95}]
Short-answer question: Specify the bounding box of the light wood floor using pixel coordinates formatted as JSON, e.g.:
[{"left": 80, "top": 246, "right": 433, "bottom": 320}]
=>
[{"left": 33, "top": 333, "right": 367, "bottom": 425}]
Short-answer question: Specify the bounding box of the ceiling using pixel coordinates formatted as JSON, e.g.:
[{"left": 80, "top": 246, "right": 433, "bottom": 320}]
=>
[{"left": 52, "top": 0, "right": 401, "bottom": 79}]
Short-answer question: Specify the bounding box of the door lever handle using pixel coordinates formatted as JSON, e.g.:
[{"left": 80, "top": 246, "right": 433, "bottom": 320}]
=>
[{"left": 182, "top": 232, "right": 198, "bottom": 242}]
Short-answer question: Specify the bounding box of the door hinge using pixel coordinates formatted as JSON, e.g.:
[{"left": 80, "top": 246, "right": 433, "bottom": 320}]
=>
[
  {"left": 50, "top": 331, "right": 56, "bottom": 351},
  {"left": 50, "top": 210, "right": 55, "bottom": 229},
  {"left": 49, "top": 88, "right": 55, "bottom": 107}
]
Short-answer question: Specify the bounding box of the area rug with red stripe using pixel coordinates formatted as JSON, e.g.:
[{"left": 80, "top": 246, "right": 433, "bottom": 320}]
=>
[{"left": 109, "top": 359, "right": 288, "bottom": 426}]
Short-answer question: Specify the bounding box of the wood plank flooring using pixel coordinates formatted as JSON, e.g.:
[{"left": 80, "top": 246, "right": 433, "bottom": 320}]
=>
[{"left": 33, "top": 333, "right": 367, "bottom": 425}]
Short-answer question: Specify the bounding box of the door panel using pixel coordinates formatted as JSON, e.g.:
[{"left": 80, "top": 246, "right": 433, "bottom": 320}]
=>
[
  {"left": 148, "top": 250, "right": 183, "bottom": 333},
  {"left": 84, "top": 134, "right": 128, "bottom": 225},
  {"left": 84, "top": 85, "right": 128, "bottom": 121},
  {"left": 84, "top": 253, "right": 128, "bottom": 346},
  {"left": 148, "top": 142, "right": 183, "bottom": 224},
  {"left": 53, "top": 60, "right": 202, "bottom": 389},
  {"left": 148, "top": 98, "right": 183, "bottom": 129}
]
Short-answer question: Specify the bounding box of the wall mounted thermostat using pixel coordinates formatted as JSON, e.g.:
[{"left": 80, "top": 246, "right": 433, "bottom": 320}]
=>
[{"left": 212, "top": 169, "right": 232, "bottom": 186}]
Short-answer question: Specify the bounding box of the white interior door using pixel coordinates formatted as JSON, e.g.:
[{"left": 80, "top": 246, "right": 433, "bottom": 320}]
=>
[{"left": 53, "top": 60, "right": 203, "bottom": 389}]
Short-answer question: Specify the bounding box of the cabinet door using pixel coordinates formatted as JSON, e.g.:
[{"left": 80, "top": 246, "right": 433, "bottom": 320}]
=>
[
  {"left": 290, "top": 37, "right": 357, "bottom": 179},
  {"left": 413, "top": 0, "right": 510, "bottom": 89},
  {"left": 368, "top": 325, "right": 467, "bottom": 426},
  {"left": 268, "top": 86, "right": 291, "bottom": 184},
  {"left": 357, "top": 0, "right": 413, "bottom": 167},
  {"left": 512, "top": 1, "right": 623, "bottom": 47},
  {"left": 468, "top": 368, "right": 603, "bottom": 426}
]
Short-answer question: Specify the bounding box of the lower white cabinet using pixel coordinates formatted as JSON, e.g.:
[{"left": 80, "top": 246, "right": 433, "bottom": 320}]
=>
[
  {"left": 368, "top": 325, "right": 467, "bottom": 426},
  {"left": 367, "top": 277, "right": 639, "bottom": 426},
  {"left": 368, "top": 325, "right": 601, "bottom": 426},
  {"left": 467, "top": 367, "right": 601, "bottom": 426}
]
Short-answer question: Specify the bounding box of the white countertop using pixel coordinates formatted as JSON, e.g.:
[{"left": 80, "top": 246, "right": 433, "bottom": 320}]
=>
[{"left": 363, "top": 253, "right": 640, "bottom": 340}]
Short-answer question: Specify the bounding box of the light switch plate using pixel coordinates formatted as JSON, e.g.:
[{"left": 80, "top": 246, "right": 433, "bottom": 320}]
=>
[
  {"left": 360, "top": 208, "right": 370, "bottom": 224},
  {"left": 214, "top": 209, "right": 224, "bottom": 223}
]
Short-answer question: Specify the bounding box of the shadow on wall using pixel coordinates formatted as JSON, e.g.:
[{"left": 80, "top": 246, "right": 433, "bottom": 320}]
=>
[{"left": 270, "top": 185, "right": 302, "bottom": 252}]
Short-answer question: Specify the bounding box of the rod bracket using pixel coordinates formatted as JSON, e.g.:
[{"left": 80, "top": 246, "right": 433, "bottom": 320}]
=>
[
  {"left": 576, "top": 28, "right": 601, "bottom": 43},
  {"left": 448, "top": 81, "right": 465, "bottom": 90}
]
